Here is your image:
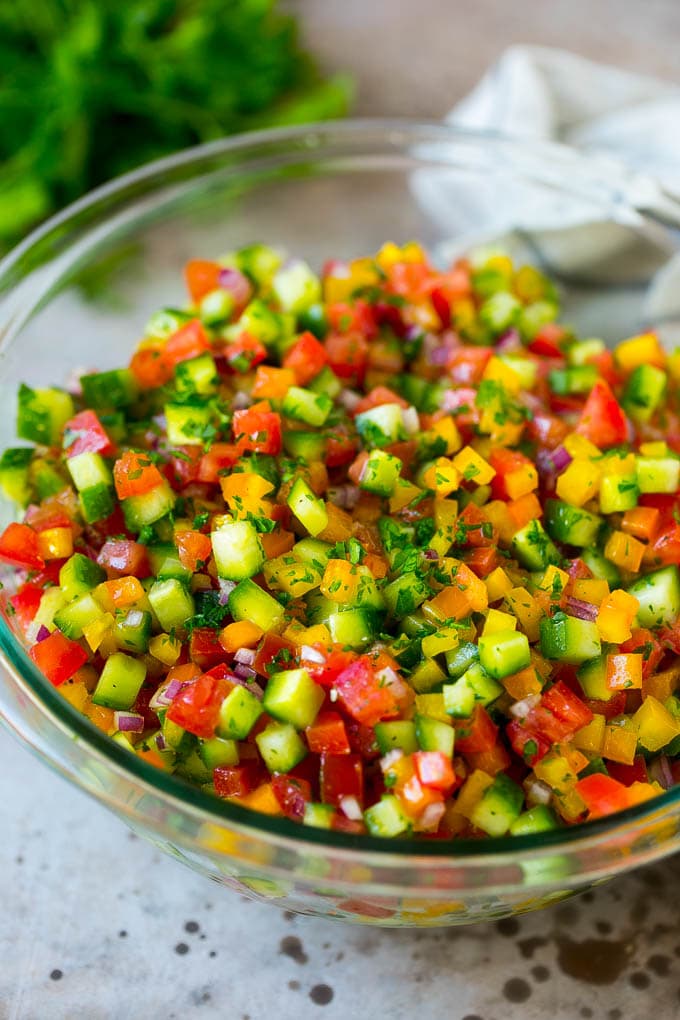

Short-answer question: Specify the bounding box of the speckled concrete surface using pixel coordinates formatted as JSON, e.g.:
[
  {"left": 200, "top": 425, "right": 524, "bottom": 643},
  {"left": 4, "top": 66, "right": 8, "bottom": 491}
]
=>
[
  {"left": 3, "top": 725, "right": 680, "bottom": 1019},
  {"left": 5, "top": 4, "right": 680, "bottom": 1018}
]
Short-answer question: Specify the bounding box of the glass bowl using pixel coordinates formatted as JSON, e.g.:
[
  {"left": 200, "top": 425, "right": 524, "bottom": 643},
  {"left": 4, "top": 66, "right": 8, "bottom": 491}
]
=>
[{"left": 2, "top": 120, "right": 680, "bottom": 928}]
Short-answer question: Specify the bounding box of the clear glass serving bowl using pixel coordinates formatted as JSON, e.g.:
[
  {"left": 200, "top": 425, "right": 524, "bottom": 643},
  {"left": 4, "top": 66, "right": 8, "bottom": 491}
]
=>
[{"left": 2, "top": 121, "right": 680, "bottom": 927}]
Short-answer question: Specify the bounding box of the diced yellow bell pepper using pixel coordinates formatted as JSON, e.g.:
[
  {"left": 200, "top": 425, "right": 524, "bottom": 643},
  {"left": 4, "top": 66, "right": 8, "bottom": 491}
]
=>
[
  {"left": 452, "top": 446, "right": 496, "bottom": 486},
  {"left": 83, "top": 613, "right": 115, "bottom": 653},
  {"left": 538, "top": 564, "right": 570, "bottom": 594},
  {"left": 556, "top": 458, "right": 601, "bottom": 507},
  {"left": 149, "top": 633, "right": 183, "bottom": 666},
  {"left": 421, "top": 457, "right": 461, "bottom": 497},
  {"left": 615, "top": 331, "right": 665, "bottom": 372},
  {"left": 483, "top": 608, "right": 517, "bottom": 634},
  {"left": 481, "top": 501, "right": 516, "bottom": 544},
  {"left": 573, "top": 713, "right": 606, "bottom": 754},
  {"left": 564, "top": 433, "right": 601, "bottom": 460},
  {"left": 37, "top": 527, "right": 74, "bottom": 561},
  {"left": 633, "top": 696, "right": 680, "bottom": 752},
  {"left": 424, "top": 415, "right": 463, "bottom": 455},
  {"left": 376, "top": 240, "right": 426, "bottom": 268},
  {"left": 485, "top": 566, "right": 514, "bottom": 602},
  {"left": 422, "top": 627, "right": 460, "bottom": 658},
  {"left": 504, "top": 588, "right": 544, "bottom": 642},
  {"left": 389, "top": 479, "right": 424, "bottom": 513},
  {"left": 571, "top": 578, "right": 610, "bottom": 606},
  {"left": 414, "top": 693, "right": 451, "bottom": 724},
  {"left": 603, "top": 723, "right": 638, "bottom": 765},
  {"left": 603, "top": 452, "right": 637, "bottom": 476},
  {"left": 320, "top": 559, "right": 362, "bottom": 602},
  {"left": 454, "top": 770, "right": 495, "bottom": 820},
  {"left": 482, "top": 356, "right": 523, "bottom": 394}
]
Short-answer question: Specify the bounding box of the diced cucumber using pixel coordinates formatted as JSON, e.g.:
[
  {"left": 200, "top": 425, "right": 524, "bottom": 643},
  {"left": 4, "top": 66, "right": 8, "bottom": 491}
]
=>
[
  {"left": 174, "top": 352, "right": 219, "bottom": 396},
  {"left": 54, "top": 592, "right": 105, "bottom": 639},
  {"left": 512, "top": 519, "right": 561, "bottom": 570},
  {"left": 544, "top": 499, "right": 603, "bottom": 547},
  {"left": 114, "top": 609, "right": 153, "bottom": 654},
  {"left": 255, "top": 721, "right": 307, "bottom": 773},
  {"left": 122, "top": 481, "right": 176, "bottom": 531},
  {"left": 67, "top": 451, "right": 112, "bottom": 491},
  {"left": 287, "top": 477, "right": 328, "bottom": 537},
  {"left": 211, "top": 520, "right": 264, "bottom": 580},
  {"left": 17, "top": 384, "right": 75, "bottom": 446},
  {"left": 156, "top": 553, "right": 192, "bottom": 583},
  {"left": 355, "top": 404, "right": 406, "bottom": 449},
  {"left": 445, "top": 641, "right": 479, "bottom": 679},
  {"left": 148, "top": 579, "right": 195, "bottom": 632},
  {"left": 263, "top": 668, "right": 324, "bottom": 729},
  {"left": 567, "top": 338, "right": 605, "bottom": 366},
  {"left": 628, "top": 565, "right": 680, "bottom": 629},
  {"left": 374, "top": 720, "right": 418, "bottom": 754},
  {"left": 161, "top": 715, "right": 196, "bottom": 755},
  {"left": 165, "top": 402, "right": 214, "bottom": 446},
  {"left": 293, "top": 537, "right": 333, "bottom": 568},
  {"left": 509, "top": 804, "right": 559, "bottom": 836},
  {"left": 478, "top": 629, "right": 530, "bottom": 679},
  {"left": 217, "top": 685, "right": 264, "bottom": 740},
  {"left": 540, "top": 612, "right": 601, "bottom": 664},
  {"left": 327, "top": 608, "right": 380, "bottom": 648},
  {"left": 80, "top": 369, "right": 137, "bottom": 411},
  {"left": 443, "top": 662, "right": 503, "bottom": 718},
  {"left": 364, "top": 795, "right": 410, "bottom": 838},
  {"left": 229, "top": 578, "right": 285, "bottom": 632},
  {"left": 549, "top": 365, "right": 598, "bottom": 395},
  {"left": 199, "top": 736, "right": 239, "bottom": 769},
  {"left": 79, "top": 483, "right": 115, "bottom": 524},
  {"left": 145, "top": 307, "right": 193, "bottom": 340},
  {"left": 581, "top": 549, "right": 621, "bottom": 587},
  {"left": 92, "top": 652, "right": 146, "bottom": 710},
  {"left": 359, "top": 450, "right": 403, "bottom": 497},
  {"left": 308, "top": 364, "right": 340, "bottom": 397},
  {"left": 283, "top": 430, "right": 326, "bottom": 461},
  {"left": 599, "top": 475, "right": 638, "bottom": 513},
  {"left": 623, "top": 364, "right": 667, "bottom": 423},
  {"left": 577, "top": 655, "right": 615, "bottom": 702},
  {"left": 199, "top": 288, "right": 235, "bottom": 327},
  {"left": 238, "top": 299, "right": 289, "bottom": 346},
  {"left": 470, "top": 773, "right": 524, "bottom": 837},
  {"left": 518, "top": 300, "right": 559, "bottom": 341},
  {"left": 303, "top": 803, "right": 336, "bottom": 829},
  {"left": 59, "top": 553, "right": 106, "bottom": 602},
  {"left": 31, "top": 457, "right": 67, "bottom": 500},
  {"left": 0, "top": 447, "right": 33, "bottom": 506},
  {"left": 409, "top": 657, "right": 447, "bottom": 693},
  {"left": 224, "top": 243, "right": 283, "bottom": 286},
  {"left": 479, "top": 291, "right": 522, "bottom": 334},
  {"left": 636, "top": 456, "right": 680, "bottom": 494},
  {"left": 282, "top": 386, "right": 332, "bottom": 426},
  {"left": 272, "top": 260, "right": 322, "bottom": 313},
  {"left": 415, "top": 714, "right": 455, "bottom": 756},
  {"left": 383, "top": 572, "right": 430, "bottom": 618}
]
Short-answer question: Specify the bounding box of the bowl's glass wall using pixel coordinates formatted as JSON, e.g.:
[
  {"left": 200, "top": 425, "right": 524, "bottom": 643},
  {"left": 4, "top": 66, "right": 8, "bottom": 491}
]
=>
[{"left": 2, "top": 122, "right": 680, "bottom": 925}]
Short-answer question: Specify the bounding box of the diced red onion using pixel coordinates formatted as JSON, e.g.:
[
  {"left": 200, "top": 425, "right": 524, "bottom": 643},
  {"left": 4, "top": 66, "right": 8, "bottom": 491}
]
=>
[
  {"left": 525, "top": 777, "right": 552, "bottom": 806},
  {"left": 36, "top": 625, "right": 51, "bottom": 643},
  {"left": 339, "top": 389, "right": 360, "bottom": 412},
  {"left": 328, "top": 485, "right": 359, "bottom": 510},
  {"left": 565, "top": 597, "right": 598, "bottom": 622},
  {"left": 380, "top": 749, "right": 404, "bottom": 772},
  {"left": 231, "top": 391, "right": 251, "bottom": 410},
  {"left": 552, "top": 446, "right": 573, "bottom": 472},
  {"left": 496, "top": 328, "right": 523, "bottom": 352},
  {"left": 417, "top": 801, "right": 446, "bottom": 832},
  {"left": 401, "top": 406, "right": 420, "bottom": 435},
  {"left": 165, "top": 678, "right": 184, "bottom": 700},
  {"left": 114, "top": 711, "right": 145, "bottom": 733},
  {"left": 149, "top": 679, "right": 183, "bottom": 710},
  {"left": 301, "top": 644, "right": 325, "bottom": 664},
  {"left": 510, "top": 694, "right": 541, "bottom": 719},
  {"left": 234, "top": 647, "right": 256, "bottom": 665},
  {"left": 535, "top": 448, "right": 556, "bottom": 478},
  {"left": 428, "top": 345, "right": 451, "bottom": 366},
  {"left": 649, "top": 755, "right": 674, "bottom": 790},
  {"left": 423, "top": 549, "right": 439, "bottom": 560},
  {"left": 155, "top": 731, "right": 168, "bottom": 751},
  {"left": 218, "top": 579, "right": 237, "bottom": 605},
  {"left": 339, "top": 795, "right": 363, "bottom": 821},
  {"left": 234, "top": 663, "right": 257, "bottom": 680},
  {"left": 218, "top": 267, "right": 253, "bottom": 309},
  {"left": 403, "top": 324, "right": 424, "bottom": 344}
]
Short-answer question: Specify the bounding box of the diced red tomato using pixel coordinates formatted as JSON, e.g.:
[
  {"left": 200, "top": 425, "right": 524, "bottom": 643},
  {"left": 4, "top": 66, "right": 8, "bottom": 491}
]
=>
[
  {"left": 162, "top": 319, "right": 210, "bottom": 369},
  {"left": 0, "top": 523, "right": 44, "bottom": 570},
  {"left": 113, "top": 451, "right": 164, "bottom": 499},
  {"left": 305, "top": 711, "right": 351, "bottom": 755},
  {"left": 325, "top": 428, "right": 358, "bottom": 468},
  {"left": 353, "top": 386, "right": 409, "bottom": 416},
  {"left": 197, "top": 442, "right": 239, "bottom": 484},
  {"left": 97, "top": 540, "right": 150, "bottom": 579},
  {"left": 528, "top": 323, "right": 567, "bottom": 358},
  {"left": 189, "top": 628, "right": 228, "bottom": 669},
  {"left": 283, "top": 332, "right": 329, "bottom": 386},
  {"left": 232, "top": 407, "right": 282, "bottom": 455},
  {"left": 454, "top": 706, "right": 498, "bottom": 754},
  {"left": 130, "top": 345, "right": 174, "bottom": 388},
  {"left": 324, "top": 331, "right": 370, "bottom": 383},
  {"left": 176, "top": 531, "right": 212, "bottom": 572},
  {"left": 166, "top": 445, "right": 203, "bottom": 487},
  {"left": 271, "top": 774, "right": 312, "bottom": 821},
  {"left": 506, "top": 721, "right": 551, "bottom": 766},
  {"left": 447, "top": 347, "right": 493, "bottom": 385},
  {"left": 574, "top": 773, "right": 632, "bottom": 819},
  {"left": 540, "top": 681, "right": 593, "bottom": 735},
  {"left": 29, "top": 631, "right": 88, "bottom": 686},
  {"left": 576, "top": 379, "right": 629, "bottom": 448},
  {"left": 320, "top": 753, "right": 364, "bottom": 806},
  {"left": 166, "top": 672, "right": 231, "bottom": 738},
  {"left": 62, "top": 410, "right": 116, "bottom": 458},
  {"left": 9, "top": 582, "right": 44, "bottom": 629},
  {"left": 185, "top": 259, "right": 222, "bottom": 303},
  {"left": 252, "top": 633, "right": 297, "bottom": 678},
  {"left": 333, "top": 657, "right": 398, "bottom": 727},
  {"left": 224, "top": 333, "right": 267, "bottom": 373},
  {"left": 607, "top": 756, "right": 649, "bottom": 787},
  {"left": 213, "top": 763, "right": 260, "bottom": 799}
]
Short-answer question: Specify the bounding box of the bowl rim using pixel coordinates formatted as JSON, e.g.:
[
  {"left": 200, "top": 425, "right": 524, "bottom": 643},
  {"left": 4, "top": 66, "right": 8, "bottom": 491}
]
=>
[{"left": 2, "top": 116, "right": 680, "bottom": 863}]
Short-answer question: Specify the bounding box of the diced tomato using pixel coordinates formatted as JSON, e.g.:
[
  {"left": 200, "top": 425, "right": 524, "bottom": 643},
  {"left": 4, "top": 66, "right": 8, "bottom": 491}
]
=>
[
  {"left": 528, "top": 323, "right": 567, "bottom": 358},
  {"left": 224, "top": 333, "right": 267, "bottom": 373},
  {"left": 441, "top": 387, "right": 480, "bottom": 429},
  {"left": 463, "top": 546, "right": 500, "bottom": 578},
  {"left": 162, "top": 319, "right": 210, "bottom": 369},
  {"left": 176, "top": 530, "right": 212, "bottom": 573},
  {"left": 333, "top": 657, "right": 398, "bottom": 727},
  {"left": 0, "top": 522, "right": 44, "bottom": 570},
  {"left": 166, "top": 672, "right": 231, "bottom": 738},
  {"left": 326, "top": 300, "right": 378, "bottom": 339},
  {"left": 607, "top": 756, "right": 649, "bottom": 787},
  {"left": 489, "top": 448, "right": 535, "bottom": 501},
  {"left": 9, "top": 582, "right": 44, "bottom": 629},
  {"left": 320, "top": 753, "right": 364, "bottom": 806},
  {"left": 189, "top": 628, "right": 227, "bottom": 669},
  {"left": 303, "top": 647, "right": 356, "bottom": 688},
  {"left": 540, "top": 681, "right": 593, "bottom": 734},
  {"left": 464, "top": 741, "right": 512, "bottom": 776},
  {"left": 62, "top": 410, "right": 116, "bottom": 458},
  {"left": 252, "top": 633, "right": 297, "bottom": 678},
  {"left": 325, "top": 428, "right": 358, "bottom": 468},
  {"left": 29, "top": 631, "right": 88, "bottom": 686},
  {"left": 97, "top": 540, "right": 150, "bottom": 579},
  {"left": 447, "top": 347, "right": 493, "bottom": 385},
  {"left": 620, "top": 629, "right": 663, "bottom": 680},
  {"left": 324, "top": 331, "right": 370, "bottom": 383},
  {"left": 454, "top": 706, "right": 498, "bottom": 754},
  {"left": 644, "top": 522, "right": 680, "bottom": 567},
  {"left": 185, "top": 259, "right": 222, "bottom": 303},
  {"left": 130, "top": 344, "right": 174, "bottom": 388},
  {"left": 23, "top": 504, "right": 72, "bottom": 533},
  {"left": 305, "top": 711, "right": 351, "bottom": 755},
  {"left": 113, "top": 451, "right": 164, "bottom": 499},
  {"left": 574, "top": 773, "right": 632, "bottom": 819},
  {"left": 583, "top": 692, "right": 628, "bottom": 722},
  {"left": 213, "top": 763, "right": 260, "bottom": 799},
  {"left": 165, "top": 445, "right": 203, "bottom": 487},
  {"left": 456, "top": 503, "right": 495, "bottom": 547},
  {"left": 197, "top": 442, "right": 239, "bottom": 484},
  {"left": 232, "top": 407, "right": 282, "bottom": 455},
  {"left": 283, "top": 332, "right": 329, "bottom": 386},
  {"left": 576, "top": 379, "right": 629, "bottom": 448},
  {"left": 506, "top": 720, "right": 551, "bottom": 766},
  {"left": 271, "top": 774, "right": 312, "bottom": 821}
]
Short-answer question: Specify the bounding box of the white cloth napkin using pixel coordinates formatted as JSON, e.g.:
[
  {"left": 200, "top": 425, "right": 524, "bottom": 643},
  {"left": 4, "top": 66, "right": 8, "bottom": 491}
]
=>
[{"left": 417, "top": 46, "right": 680, "bottom": 342}]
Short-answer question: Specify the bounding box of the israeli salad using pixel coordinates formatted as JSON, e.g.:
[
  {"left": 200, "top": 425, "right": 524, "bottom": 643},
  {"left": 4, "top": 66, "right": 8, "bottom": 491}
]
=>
[{"left": 2, "top": 242, "right": 680, "bottom": 841}]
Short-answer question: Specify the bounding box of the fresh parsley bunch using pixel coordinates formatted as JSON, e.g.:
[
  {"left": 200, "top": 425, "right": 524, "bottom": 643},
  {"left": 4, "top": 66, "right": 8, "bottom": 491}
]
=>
[{"left": 0, "top": 1, "right": 352, "bottom": 247}]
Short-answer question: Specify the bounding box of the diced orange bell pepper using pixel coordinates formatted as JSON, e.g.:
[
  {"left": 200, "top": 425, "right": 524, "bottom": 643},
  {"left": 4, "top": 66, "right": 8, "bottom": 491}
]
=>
[
  {"left": 606, "top": 653, "right": 643, "bottom": 691},
  {"left": 603, "top": 530, "right": 645, "bottom": 572},
  {"left": 597, "top": 589, "right": 639, "bottom": 643}
]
